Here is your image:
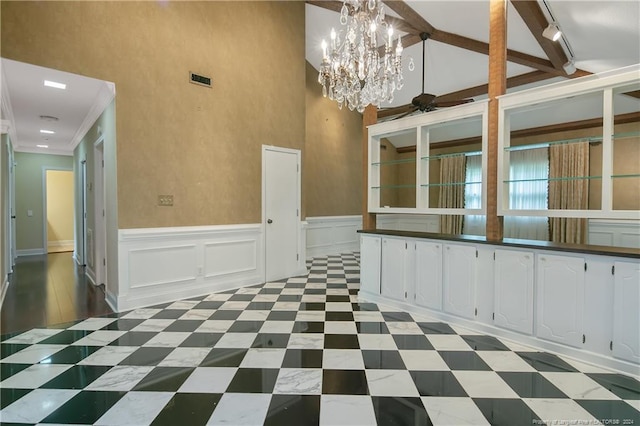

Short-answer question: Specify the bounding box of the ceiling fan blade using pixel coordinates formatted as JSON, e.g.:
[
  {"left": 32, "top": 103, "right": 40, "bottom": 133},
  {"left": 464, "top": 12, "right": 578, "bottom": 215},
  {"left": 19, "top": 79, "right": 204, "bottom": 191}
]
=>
[
  {"left": 433, "top": 98, "right": 475, "bottom": 108},
  {"left": 395, "top": 107, "right": 420, "bottom": 119},
  {"left": 377, "top": 104, "right": 414, "bottom": 119}
]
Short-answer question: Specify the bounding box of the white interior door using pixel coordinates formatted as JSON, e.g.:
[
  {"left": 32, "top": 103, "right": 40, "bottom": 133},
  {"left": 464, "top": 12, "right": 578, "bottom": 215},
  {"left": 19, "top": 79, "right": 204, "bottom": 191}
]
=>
[
  {"left": 263, "top": 146, "right": 300, "bottom": 282},
  {"left": 94, "top": 140, "right": 106, "bottom": 286}
]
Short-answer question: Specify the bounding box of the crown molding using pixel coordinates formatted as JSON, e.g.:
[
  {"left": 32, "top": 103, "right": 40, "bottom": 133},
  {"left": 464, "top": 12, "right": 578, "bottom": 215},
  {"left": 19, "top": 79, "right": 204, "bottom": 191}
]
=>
[
  {"left": 69, "top": 80, "right": 116, "bottom": 152},
  {"left": 0, "top": 63, "right": 18, "bottom": 145}
]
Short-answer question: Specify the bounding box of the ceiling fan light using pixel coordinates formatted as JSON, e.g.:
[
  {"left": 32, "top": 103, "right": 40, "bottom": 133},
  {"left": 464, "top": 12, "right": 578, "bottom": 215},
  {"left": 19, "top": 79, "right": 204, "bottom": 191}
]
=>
[
  {"left": 542, "top": 23, "right": 561, "bottom": 41},
  {"left": 563, "top": 60, "right": 576, "bottom": 75}
]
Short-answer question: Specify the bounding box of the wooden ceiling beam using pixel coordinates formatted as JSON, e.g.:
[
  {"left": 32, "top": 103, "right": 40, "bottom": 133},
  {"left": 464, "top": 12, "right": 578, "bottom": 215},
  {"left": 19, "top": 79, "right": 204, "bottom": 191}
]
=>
[
  {"left": 306, "top": 0, "right": 343, "bottom": 13},
  {"left": 382, "top": 0, "right": 435, "bottom": 34}
]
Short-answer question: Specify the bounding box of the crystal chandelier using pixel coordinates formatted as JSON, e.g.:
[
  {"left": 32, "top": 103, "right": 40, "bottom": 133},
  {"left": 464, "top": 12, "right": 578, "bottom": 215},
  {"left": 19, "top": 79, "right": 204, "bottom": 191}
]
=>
[{"left": 318, "top": 0, "right": 406, "bottom": 113}]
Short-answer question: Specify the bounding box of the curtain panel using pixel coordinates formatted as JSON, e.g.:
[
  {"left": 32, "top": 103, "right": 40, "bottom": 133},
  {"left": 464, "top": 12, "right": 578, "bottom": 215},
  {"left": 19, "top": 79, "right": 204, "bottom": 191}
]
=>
[{"left": 439, "top": 155, "right": 466, "bottom": 234}]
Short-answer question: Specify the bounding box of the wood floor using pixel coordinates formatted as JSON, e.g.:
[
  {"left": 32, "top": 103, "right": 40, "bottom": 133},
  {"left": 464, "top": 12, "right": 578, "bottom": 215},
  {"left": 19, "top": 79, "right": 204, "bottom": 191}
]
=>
[{"left": 0, "top": 252, "right": 113, "bottom": 335}]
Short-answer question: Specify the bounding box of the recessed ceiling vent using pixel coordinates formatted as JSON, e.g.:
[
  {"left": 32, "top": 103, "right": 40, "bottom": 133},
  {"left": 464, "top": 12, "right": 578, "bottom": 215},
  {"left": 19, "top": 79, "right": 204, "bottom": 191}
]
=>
[
  {"left": 190, "top": 71, "right": 212, "bottom": 88},
  {"left": 39, "top": 115, "right": 59, "bottom": 122}
]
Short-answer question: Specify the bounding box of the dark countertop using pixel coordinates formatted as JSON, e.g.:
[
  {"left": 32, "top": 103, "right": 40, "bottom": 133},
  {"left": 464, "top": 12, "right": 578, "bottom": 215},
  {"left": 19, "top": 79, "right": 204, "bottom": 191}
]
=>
[{"left": 358, "top": 229, "right": 640, "bottom": 259}]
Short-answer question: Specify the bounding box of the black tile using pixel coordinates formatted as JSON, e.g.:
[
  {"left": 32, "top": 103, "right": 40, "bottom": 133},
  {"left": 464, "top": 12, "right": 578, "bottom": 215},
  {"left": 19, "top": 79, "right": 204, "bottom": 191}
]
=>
[
  {"left": 41, "top": 365, "right": 111, "bottom": 389},
  {"left": 327, "top": 284, "right": 348, "bottom": 289},
  {"left": 226, "top": 368, "right": 279, "bottom": 393},
  {"left": 38, "top": 329, "right": 92, "bottom": 344},
  {"left": 410, "top": 371, "right": 468, "bottom": 397},
  {"left": 0, "top": 343, "right": 30, "bottom": 359},
  {"left": 278, "top": 295, "right": 302, "bottom": 302},
  {"left": 39, "top": 345, "right": 101, "bottom": 364},
  {"left": 324, "top": 334, "right": 360, "bottom": 349},
  {"left": 133, "top": 367, "right": 194, "bottom": 391},
  {"left": 461, "top": 335, "right": 510, "bottom": 351},
  {"left": 498, "top": 372, "right": 568, "bottom": 398},
  {"left": 101, "top": 319, "right": 145, "bottom": 331},
  {"left": 228, "top": 321, "right": 264, "bottom": 333},
  {"left": 151, "top": 309, "right": 185, "bottom": 319},
  {"left": 119, "top": 347, "right": 174, "bottom": 366},
  {"left": 300, "top": 302, "right": 326, "bottom": 311},
  {"left": 292, "top": 321, "right": 324, "bottom": 333},
  {"left": 284, "top": 282, "right": 307, "bottom": 288},
  {"left": 356, "top": 322, "right": 389, "bottom": 334},
  {"left": 267, "top": 311, "right": 298, "bottom": 321},
  {"left": 0, "top": 331, "right": 23, "bottom": 342},
  {"left": 362, "top": 350, "right": 406, "bottom": 369},
  {"left": 326, "top": 295, "right": 350, "bottom": 302},
  {"left": 0, "top": 363, "right": 30, "bottom": 381},
  {"left": 438, "top": 351, "right": 492, "bottom": 371},
  {"left": 516, "top": 352, "right": 579, "bottom": 373},
  {"left": 148, "top": 302, "right": 173, "bottom": 309},
  {"left": 382, "top": 312, "right": 414, "bottom": 322},
  {"left": 179, "top": 333, "right": 223, "bottom": 348},
  {"left": 587, "top": 373, "right": 640, "bottom": 400},
  {"left": 151, "top": 392, "right": 221, "bottom": 426},
  {"left": 163, "top": 319, "right": 205, "bottom": 332},
  {"left": 209, "top": 310, "right": 242, "bottom": 320},
  {"left": 371, "top": 396, "right": 431, "bottom": 425},
  {"left": 327, "top": 274, "right": 345, "bottom": 279},
  {"left": 577, "top": 400, "right": 640, "bottom": 423},
  {"left": 326, "top": 312, "right": 354, "bottom": 321},
  {"left": 260, "top": 288, "right": 284, "bottom": 294},
  {"left": 282, "top": 349, "right": 323, "bottom": 368},
  {"left": 252, "top": 333, "right": 290, "bottom": 348},
  {"left": 199, "top": 348, "right": 247, "bottom": 367},
  {"left": 474, "top": 398, "right": 541, "bottom": 426},
  {"left": 108, "top": 331, "right": 156, "bottom": 346},
  {"left": 194, "top": 301, "right": 225, "bottom": 309},
  {"left": 417, "top": 322, "right": 457, "bottom": 335},
  {"left": 352, "top": 303, "right": 379, "bottom": 311},
  {"left": 349, "top": 289, "right": 359, "bottom": 295},
  {"left": 0, "top": 388, "right": 32, "bottom": 409},
  {"left": 42, "top": 390, "right": 125, "bottom": 424},
  {"left": 247, "top": 302, "right": 275, "bottom": 310},
  {"left": 393, "top": 335, "right": 433, "bottom": 350},
  {"left": 307, "top": 278, "right": 326, "bottom": 284},
  {"left": 229, "top": 294, "right": 256, "bottom": 301},
  {"left": 322, "top": 370, "right": 369, "bottom": 395},
  {"left": 264, "top": 394, "right": 320, "bottom": 426}
]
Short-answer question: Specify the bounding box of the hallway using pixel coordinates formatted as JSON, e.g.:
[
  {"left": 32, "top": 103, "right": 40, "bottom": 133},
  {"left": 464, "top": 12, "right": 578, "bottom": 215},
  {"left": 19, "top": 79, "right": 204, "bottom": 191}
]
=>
[{"left": 1, "top": 252, "right": 113, "bottom": 335}]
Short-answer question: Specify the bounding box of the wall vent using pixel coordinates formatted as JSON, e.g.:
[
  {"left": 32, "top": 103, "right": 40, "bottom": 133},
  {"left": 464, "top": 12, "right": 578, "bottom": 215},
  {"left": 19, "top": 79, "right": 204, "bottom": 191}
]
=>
[{"left": 190, "top": 71, "right": 212, "bottom": 88}]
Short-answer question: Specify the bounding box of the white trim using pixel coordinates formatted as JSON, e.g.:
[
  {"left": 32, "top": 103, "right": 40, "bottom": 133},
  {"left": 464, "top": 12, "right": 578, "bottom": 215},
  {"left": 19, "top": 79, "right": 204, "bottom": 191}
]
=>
[
  {"left": 306, "top": 215, "right": 362, "bottom": 258},
  {"left": 12, "top": 146, "right": 72, "bottom": 156},
  {"left": 47, "top": 240, "right": 74, "bottom": 252},
  {"left": 0, "top": 273, "right": 9, "bottom": 313},
  {"left": 588, "top": 219, "right": 640, "bottom": 249},
  {"left": 86, "top": 267, "right": 97, "bottom": 286},
  {"left": 70, "top": 82, "right": 115, "bottom": 152},
  {"left": 0, "top": 63, "right": 18, "bottom": 149},
  {"left": 17, "top": 248, "right": 46, "bottom": 256}
]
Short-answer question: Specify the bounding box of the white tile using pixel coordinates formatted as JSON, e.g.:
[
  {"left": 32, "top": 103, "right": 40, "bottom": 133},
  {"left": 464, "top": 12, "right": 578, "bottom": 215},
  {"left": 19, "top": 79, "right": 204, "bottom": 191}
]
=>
[
  {"left": 219, "top": 301, "right": 250, "bottom": 310},
  {"left": 259, "top": 321, "right": 294, "bottom": 334},
  {"left": 240, "top": 348, "right": 286, "bottom": 368},
  {"left": 326, "top": 289, "right": 350, "bottom": 296},
  {"left": 94, "top": 391, "right": 174, "bottom": 425},
  {"left": 385, "top": 322, "right": 424, "bottom": 335},
  {"left": 286, "top": 277, "right": 308, "bottom": 284},
  {"left": 325, "top": 302, "right": 353, "bottom": 312},
  {"left": 71, "top": 330, "right": 126, "bottom": 346},
  {"left": 563, "top": 358, "right": 616, "bottom": 374},
  {"left": 399, "top": 350, "right": 450, "bottom": 371},
  {"left": 142, "top": 332, "right": 190, "bottom": 347},
  {"left": 178, "top": 367, "right": 238, "bottom": 393},
  {"left": 301, "top": 295, "right": 326, "bottom": 303},
  {"left": 320, "top": 395, "right": 377, "bottom": 426},
  {"left": 264, "top": 282, "right": 287, "bottom": 288},
  {"left": 281, "top": 288, "right": 305, "bottom": 295},
  {"left": 499, "top": 339, "right": 538, "bottom": 352},
  {"left": 207, "top": 393, "right": 271, "bottom": 425},
  {"left": 273, "top": 368, "right": 322, "bottom": 394},
  {"left": 66, "top": 317, "right": 117, "bottom": 330},
  {"left": 196, "top": 320, "right": 235, "bottom": 333},
  {"left": 427, "top": 335, "right": 473, "bottom": 351},
  {"left": 287, "top": 334, "right": 324, "bottom": 349},
  {"left": 158, "top": 347, "right": 212, "bottom": 367},
  {"left": 179, "top": 309, "right": 215, "bottom": 320},
  {"left": 3, "top": 329, "right": 64, "bottom": 344},
  {"left": 524, "top": 398, "right": 600, "bottom": 423},
  {"left": 365, "top": 370, "right": 419, "bottom": 397},
  {"left": 357, "top": 334, "right": 398, "bottom": 350},
  {"left": 0, "top": 345, "right": 66, "bottom": 364},
  {"left": 476, "top": 351, "right": 537, "bottom": 372},
  {"left": 131, "top": 319, "right": 174, "bottom": 332},
  {"left": 167, "top": 300, "right": 200, "bottom": 310},
  {"left": 306, "top": 283, "right": 326, "bottom": 289},
  {"left": 237, "top": 310, "right": 270, "bottom": 321},
  {"left": 78, "top": 346, "right": 139, "bottom": 366},
  {"left": 541, "top": 372, "right": 620, "bottom": 399},
  {"left": 204, "top": 293, "right": 233, "bottom": 301},
  {"left": 296, "top": 311, "right": 325, "bottom": 321},
  {"left": 453, "top": 371, "right": 519, "bottom": 398},
  {"left": 252, "top": 294, "right": 279, "bottom": 302},
  {"left": 215, "top": 333, "right": 258, "bottom": 348},
  {"left": 0, "top": 364, "right": 72, "bottom": 388},
  {"left": 0, "top": 389, "right": 79, "bottom": 423},
  {"left": 449, "top": 324, "right": 483, "bottom": 335},
  {"left": 352, "top": 311, "right": 384, "bottom": 322},
  {"left": 625, "top": 400, "right": 640, "bottom": 411},
  {"left": 85, "top": 365, "right": 153, "bottom": 391},
  {"left": 421, "top": 397, "right": 490, "bottom": 426},
  {"left": 120, "top": 309, "right": 162, "bottom": 320},
  {"left": 272, "top": 302, "right": 300, "bottom": 311},
  {"left": 324, "top": 321, "right": 357, "bottom": 335},
  {"left": 236, "top": 287, "right": 261, "bottom": 295},
  {"left": 323, "top": 349, "right": 365, "bottom": 370}
]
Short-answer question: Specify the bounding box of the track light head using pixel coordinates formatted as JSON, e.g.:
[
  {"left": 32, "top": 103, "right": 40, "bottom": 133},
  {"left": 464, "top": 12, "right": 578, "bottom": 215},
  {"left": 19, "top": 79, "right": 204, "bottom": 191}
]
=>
[
  {"left": 542, "top": 23, "right": 562, "bottom": 41},
  {"left": 562, "top": 60, "right": 576, "bottom": 75}
]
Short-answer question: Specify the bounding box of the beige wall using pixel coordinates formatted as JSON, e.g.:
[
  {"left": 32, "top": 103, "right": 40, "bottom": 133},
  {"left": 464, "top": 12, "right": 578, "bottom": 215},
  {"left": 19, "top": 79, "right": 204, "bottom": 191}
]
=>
[
  {"left": 46, "top": 170, "right": 74, "bottom": 248},
  {"left": 2, "top": 1, "right": 305, "bottom": 229},
  {"left": 14, "top": 152, "right": 73, "bottom": 251},
  {"left": 304, "top": 62, "right": 362, "bottom": 217}
]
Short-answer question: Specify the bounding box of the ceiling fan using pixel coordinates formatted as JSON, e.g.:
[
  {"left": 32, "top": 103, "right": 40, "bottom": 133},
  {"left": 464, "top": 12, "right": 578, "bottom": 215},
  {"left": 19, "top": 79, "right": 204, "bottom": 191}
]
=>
[{"left": 378, "top": 32, "right": 474, "bottom": 120}]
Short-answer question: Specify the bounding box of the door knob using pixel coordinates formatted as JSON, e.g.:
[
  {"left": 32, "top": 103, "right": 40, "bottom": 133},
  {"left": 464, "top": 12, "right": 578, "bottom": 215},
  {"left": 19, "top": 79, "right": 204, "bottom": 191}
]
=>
[{"left": 267, "top": 219, "right": 273, "bottom": 224}]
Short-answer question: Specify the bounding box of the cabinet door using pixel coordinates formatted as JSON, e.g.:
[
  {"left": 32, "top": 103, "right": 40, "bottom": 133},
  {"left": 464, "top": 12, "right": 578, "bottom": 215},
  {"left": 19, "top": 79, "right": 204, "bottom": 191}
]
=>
[
  {"left": 415, "top": 241, "right": 442, "bottom": 310},
  {"left": 360, "top": 235, "right": 381, "bottom": 295},
  {"left": 612, "top": 261, "right": 640, "bottom": 363},
  {"left": 443, "top": 244, "right": 476, "bottom": 319},
  {"left": 494, "top": 250, "right": 534, "bottom": 335},
  {"left": 536, "top": 254, "right": 585, "bottom": 348},
  {"left": 381, "top": 237, "right": 406, "bottom": 301}
]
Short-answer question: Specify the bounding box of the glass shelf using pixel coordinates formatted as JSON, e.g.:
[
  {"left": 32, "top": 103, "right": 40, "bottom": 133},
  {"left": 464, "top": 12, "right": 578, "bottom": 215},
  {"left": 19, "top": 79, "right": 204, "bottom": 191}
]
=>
[
  {"left": 420, "top": 181, "right": 482, "bottom": 187},
  {"left": 503, "top": 131, "right": 640, "bottom": 152},
  {"left": 371, "top": 184, "right": 417, "bottom": 189},
  {"left": 503, "top": 176, "right": 602, "bottom": 184},
  {"left": 611, "top": 174, "right": 640, "bottom": 179},
  {"left": 371, "top": 158, "right": 416, "bottom": 166},
  {"left": 420, "top": 151, "right": 481, "bottom": 161}
]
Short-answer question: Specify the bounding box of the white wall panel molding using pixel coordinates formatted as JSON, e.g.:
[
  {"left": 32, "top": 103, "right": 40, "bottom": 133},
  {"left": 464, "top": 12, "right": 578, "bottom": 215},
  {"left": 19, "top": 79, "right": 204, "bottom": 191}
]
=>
[
  {"left": 117, "top": 224, "right": 264, "bottom": 312},
  {"left": 376, "top": 214, "right": 439, "bottom": 233},
  {"left": 306, "top": 216, "right": 361, "bottom": 258},
  {"left": 588, "top": 219, "right": 640, "bottom": 249},
  {"left": 16, "top": 248, "right": 46, "bottom": 256}
]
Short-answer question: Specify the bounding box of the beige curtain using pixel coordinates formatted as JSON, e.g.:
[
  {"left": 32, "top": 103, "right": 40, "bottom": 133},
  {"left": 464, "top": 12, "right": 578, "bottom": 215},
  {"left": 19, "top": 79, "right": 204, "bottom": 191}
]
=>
[
  {"left": 548, "top": 141, "right": 589, "bottom": 244},
  {"left": 439, "top": 155, "right": 466, "bottom": 234}
]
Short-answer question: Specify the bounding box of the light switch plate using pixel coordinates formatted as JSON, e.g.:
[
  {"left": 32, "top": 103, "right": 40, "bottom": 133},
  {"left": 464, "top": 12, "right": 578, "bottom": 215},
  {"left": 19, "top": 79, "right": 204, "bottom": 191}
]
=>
[{"left": 158, "top": 195, "right": 174, "bottom": 206}]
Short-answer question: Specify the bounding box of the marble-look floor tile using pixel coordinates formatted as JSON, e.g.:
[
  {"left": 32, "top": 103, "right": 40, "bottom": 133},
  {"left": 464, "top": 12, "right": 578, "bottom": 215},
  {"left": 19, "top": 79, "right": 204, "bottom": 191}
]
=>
[
  {"left": 0, "top": 344, "right": 66, "bottom": 364},
  {"left": 179, "top": 309, "right": 215, "bottom": 320},
  {"left": 453, "top": 371, "right": 520, "bottom": 398},
  {"left": 240, "top": 348, "right": 286, "bottom": 368},
  {"left": 366, "top": 369, "right": 419, "bottom": 397},
  {"left": 302, "top": 295, "right": 327, "bottom": 303},
  {"left": 273, "top": 368, "right": 322, "bottom": 395},
  {"left": 206, "top": 392, "right": 271, "bottom": 425},
  {"left": 131, "top": 319, "right": 174, "bottom": 332},
  {"left": 67, "top": 318, "right": 117, "bottom": 330},
  {"left": 295, "top": 311, "right": 325, "bottom": 322},
  {"left": 427, "top": 334, "right": 473, "bottom": 351},
  {"left": 158, "top": 347, "right": 212, "bottom": 367},
  {"left": 85, "top": 365, "right": 154, "bottom": 391},
  {"left": 399, "top": 350, "right": 450, "bottom": 371},
  {"left": 320, "top": 394, "right": 376, "bottom": 426},
  {"left": 120, "top": 309, "right": 162, "bottom": 320},
  {"left": 357, "top": 334, "right": 397, "bottom": 350},
  {"left": 287, "top": 334, "right": 324, "bottom": 350},
  {"left": 204, "top": 293, "right": 233, "bottom": 301},
  {"left": 71, "top": 330, "right": 127, "bottom": 346},
  {"left": 476, "top": 351, "right": 537, "bottom": 372},
  {"left": 541, "top": 372, "right": 620, "bottom": 399},
  {"left": 421, "top": 396, "right": 490, "bottom": 426},
  {"left": 323, "top": 349, "right": 365, "bottom": 370},
  {"left": 0, "top": 388, "right": 79, "bottom": 423},
  {"left": 2, "top": 329, "right": 63, "bottom": 344},
  {"left": 352, "top": 311, "right": 384, "bottom": 322},
  {"left": 325, "top": 302, "right": 353, "bottom": 312},
  {"left": 1, "top": 364, "right": 72, "bottom": 388},
  {"left": 237, "top": 310, "right": 270, "bottom": 321},
  {"left": 94, "top": 391, "right": 174, "bottom": 425},
  {"left": 271, "top": 302, "right": 300, "bottom": 311},
  {"left": 178, "top": 367, "right": 238, "bottom": 393},
  {"left": 219, "top": 301, "right": 250, "bottom": 310},
  {"left": 196, "top": 320, "right": 235, "bottom": 333},
  {"left": 259, "top": 321, "right": 294, "bottom": 334},
  {"left": 324, "top": 321, "right": 357, "bottom": 335},
  {"left": 167, "top": 301, "right": 200, "bottom": 310},
  {"left": 215, "top": 333, "right": 258, "bottom": 348},
  {"left": 524, "top": 398, "right": 600, "bottom": 423},
  {"left": 142, "top": 332, "right": 190, "bottom": 347},
  {"left": 385, "top": 321, "right": 424, "bottom": 334},
  {"left": 77, "top": 346, "right": 138, "bottom": 365}
]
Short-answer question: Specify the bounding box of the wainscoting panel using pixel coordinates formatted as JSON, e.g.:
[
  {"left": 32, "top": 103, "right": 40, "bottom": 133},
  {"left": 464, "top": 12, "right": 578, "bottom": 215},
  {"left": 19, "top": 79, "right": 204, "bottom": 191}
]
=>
[
  {"left": 204, "top": 239, "right": 257, "bottom": 278},
  {"left": 377, "top": 214, "right": 440, "bottom": 233},
  {"left": 305, "top": 216, "right": 361, "bottom": 258},
  {"left": 129, "top": 245, "right": 198, "bottom": 289},
  {"left": 588, "top": 219, "right": 640, "bottom": 249}
]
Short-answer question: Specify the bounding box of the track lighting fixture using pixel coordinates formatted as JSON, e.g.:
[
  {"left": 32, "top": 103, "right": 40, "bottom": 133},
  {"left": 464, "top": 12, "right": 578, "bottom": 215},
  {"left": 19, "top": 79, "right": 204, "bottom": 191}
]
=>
[
  {"left": 562, "top": 60, "right": 576, "bottom": 75},
  {"left": 542, "top": 23, "right": 562, "bottom": 41}
]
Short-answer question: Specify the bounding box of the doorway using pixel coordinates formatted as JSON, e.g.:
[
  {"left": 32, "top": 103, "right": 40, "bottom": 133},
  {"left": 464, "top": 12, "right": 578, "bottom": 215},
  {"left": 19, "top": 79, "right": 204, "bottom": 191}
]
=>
[
  {"left": 92, "top": 137, "right": 106, "bottom": 287},
  {"left": 262, "top": 146, "right": 301, "bottom": 282},
  {"left": 44, "top": 168, "right": 74, "bottom": 254}
]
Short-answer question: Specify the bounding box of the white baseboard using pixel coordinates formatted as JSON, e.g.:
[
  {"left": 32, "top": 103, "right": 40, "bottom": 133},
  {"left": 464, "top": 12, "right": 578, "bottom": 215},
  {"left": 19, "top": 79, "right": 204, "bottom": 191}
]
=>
[
  {"left": 588, "top": 219, "right": 640, "bottom": 249},
  {"left": 17, "top": 248, "right": 46, "bottom": 256},
  {"left": 306, "top": 215, "right": 361, "bottom": 259},
  {"left": 86, "top": 267, "right": 97, "bottom": 286},
  {"left": 47, "top": 240, "right": 74, "bottom": 253}
]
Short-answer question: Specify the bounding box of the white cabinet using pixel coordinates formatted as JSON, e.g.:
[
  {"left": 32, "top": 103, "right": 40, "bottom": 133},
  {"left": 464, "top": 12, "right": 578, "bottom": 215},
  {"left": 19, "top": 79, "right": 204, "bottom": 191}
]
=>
[
  {"left": 381, "top": 237, "right": 410, "bottom": 302},
  {"left": 536, "top": 254, "right": 585, "bottom": 348},
  {"left": 612, "top": 261, "right": 640, "bottom": 363},
  {"left": 582, "top": 256, "right": 614, "bottom": 356},
  {"left": 443, "top": 244, "right": 476, "bottom": 319},
  {"left": 415, "top": 241, "right": 442, "bottom": 310},
  {"left": 360, "top": 235, "right": 381, "bottom": 295},
  {"left": 494, "top": 249, "right": 534, "bottom": 335}
]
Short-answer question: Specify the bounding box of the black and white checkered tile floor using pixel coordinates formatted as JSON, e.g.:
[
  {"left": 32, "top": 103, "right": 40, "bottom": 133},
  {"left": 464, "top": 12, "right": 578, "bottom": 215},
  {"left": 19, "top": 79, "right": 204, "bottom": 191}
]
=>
[{"left": 1, "top": 253, "right": 639, "bottom": 425}]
